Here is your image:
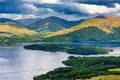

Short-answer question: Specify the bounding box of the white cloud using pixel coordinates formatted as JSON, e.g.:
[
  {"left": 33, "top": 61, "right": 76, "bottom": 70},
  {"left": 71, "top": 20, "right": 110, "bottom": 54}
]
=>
[
  {"left": 0, "top": 12, "right": 94, "bottom": 21},
  {"left": 21, "top": 3, "right": 39, "bottom": 13},
  {"left": 0, "top": 14, "right": 37, "bottom": 20},
  {"left": 38, "top": 8, "right": 55, "bottom": 14},
  {"left": 40, "top": 0, "right": 61, "bottom": 4},
  {"left": 22, "top": 0, "right": 61, "bottom": 4},
  {"left": 65, "top": 3, "right": 120, "bottom": 15}
]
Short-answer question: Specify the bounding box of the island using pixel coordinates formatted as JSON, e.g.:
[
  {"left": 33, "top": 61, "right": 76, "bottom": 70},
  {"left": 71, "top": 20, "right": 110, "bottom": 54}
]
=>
[
  {"left": 34, "top": 56, "right": 120, "bottom": 80},
  {"left": 24, "top": 44, "right": 109, "bottom": 55}
]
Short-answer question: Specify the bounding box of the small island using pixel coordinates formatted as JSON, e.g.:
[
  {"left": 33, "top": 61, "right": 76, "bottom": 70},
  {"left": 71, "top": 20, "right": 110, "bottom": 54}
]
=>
[
  {"left": 24, "top": 44, "right": 109, "bottom": 55},
  {"left": 34, "top": 56, "right": 120, "bottom": 80}
]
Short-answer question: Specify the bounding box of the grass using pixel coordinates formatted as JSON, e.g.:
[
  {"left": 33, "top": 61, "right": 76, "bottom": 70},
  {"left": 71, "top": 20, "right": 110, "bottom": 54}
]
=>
[
  {"left": 0, "top": 22, "right": 37, "bottom": 37},
  {"left": 86, "top": 75, "right": 120, "bottom": 80},
  {"left": 108, "top": 68, "right": 120, "bottom": 72}
]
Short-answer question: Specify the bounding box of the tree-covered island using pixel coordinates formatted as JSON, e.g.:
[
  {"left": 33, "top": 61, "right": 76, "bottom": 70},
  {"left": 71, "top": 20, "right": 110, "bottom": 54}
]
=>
[{"left": 24, "top": 44, "right": 110, "bottom": 55}]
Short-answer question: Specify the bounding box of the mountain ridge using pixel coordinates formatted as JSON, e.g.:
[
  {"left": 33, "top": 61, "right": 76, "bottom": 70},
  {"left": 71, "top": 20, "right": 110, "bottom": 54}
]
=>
[
  {"left": 27, "top": 16, "right": 85, "bottom": 32},
  {"left": 0, "top": 18, "right": 16, "bottom": 23},
  {"left": 45, "top": 16, "right": 120, "bottom": 38}
]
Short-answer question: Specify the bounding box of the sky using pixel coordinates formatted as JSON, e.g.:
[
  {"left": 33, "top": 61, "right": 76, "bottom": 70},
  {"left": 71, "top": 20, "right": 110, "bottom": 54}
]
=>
[{"left": 0, "top": 0, "right": 120, "bottom": 20}]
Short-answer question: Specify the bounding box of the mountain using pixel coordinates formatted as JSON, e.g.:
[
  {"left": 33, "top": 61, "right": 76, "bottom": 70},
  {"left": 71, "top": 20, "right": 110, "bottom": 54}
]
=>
[
  {"left": 0, "top": 18, "right": 16, "bottom": 23},
  {"left": 27, "top": 16, "right": 84, "bottom": 32},
  {"left": 16, "top": 18, "right": 41, "bottom": 26},
  {"left": 44, "top": 16, "right": 120, "bottom": 42},
  {"left": 0, "top": 22, "right": 37, "bottom": 37}
]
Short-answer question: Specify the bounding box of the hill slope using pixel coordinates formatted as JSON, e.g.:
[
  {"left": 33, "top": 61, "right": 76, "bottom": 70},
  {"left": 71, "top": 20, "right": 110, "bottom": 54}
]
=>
[
  {"left": 44, "top": 16, "right": 120, "bottom": 42},
  {"left": 28, "top": 16, "right": 84, "bottom": 32},
  {"left": 46, "top": 16, "right": 120, "bottom": 38},
  {"left": 87, "top": 75, "right": 120, "bottom": 80},
  {"left": 0, "top": 22, "right": 37, "bottom": 37}
]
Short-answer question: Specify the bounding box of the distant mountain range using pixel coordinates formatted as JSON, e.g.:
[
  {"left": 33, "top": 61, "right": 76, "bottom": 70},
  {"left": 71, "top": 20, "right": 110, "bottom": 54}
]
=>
[
  {"left": 25, "top": 16, "right": 84, "bottom": 32},
  {"left": 0, "top": 18, "right": 16, "bottom": 23},
  {"left": 44, "top": 16, "right": 120, "bottom": 42},
  {"left": 16, "top": 18, "right": 41, "bottom": 26}
]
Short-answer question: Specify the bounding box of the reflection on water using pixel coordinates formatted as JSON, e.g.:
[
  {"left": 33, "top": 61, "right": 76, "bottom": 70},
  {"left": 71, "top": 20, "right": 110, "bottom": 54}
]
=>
[
  {"left": 0, "top": 43, "right": 120, "bottom": 80},
  {"left": 0, "top": 47, "right": 71, "bottom": 80}
]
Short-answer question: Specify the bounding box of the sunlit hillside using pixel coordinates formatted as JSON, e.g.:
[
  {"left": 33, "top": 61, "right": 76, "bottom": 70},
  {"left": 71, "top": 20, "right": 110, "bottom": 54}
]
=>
[
  {"left": 46, "top": 16, "right": 120, "bottom": 38},
  {"left": 0, "top": 22, "right": 37, "bottom": 37},
  {"left": 86, "top": 75, "right": 120, "bottom": 80}
]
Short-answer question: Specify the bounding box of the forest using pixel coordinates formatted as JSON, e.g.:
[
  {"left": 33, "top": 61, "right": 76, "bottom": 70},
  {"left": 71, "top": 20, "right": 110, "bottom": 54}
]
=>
[
  {"left": 24, "top": 44, "right": 109, "bottom": 55},
  {"left": 34, "top": 56, "right": 120, "bottom": 80}
]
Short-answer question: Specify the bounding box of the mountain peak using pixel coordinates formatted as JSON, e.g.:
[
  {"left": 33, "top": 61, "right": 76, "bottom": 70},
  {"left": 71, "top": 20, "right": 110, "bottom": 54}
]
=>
[
  {"left": 94, "top": 15, "right": 106, "bottom": 19},
  {"left": 47, "top": 16, "right": 58, "bottom": 18},
  {"left": 0, "top": 18, "right": 16, "bottom": 23}
]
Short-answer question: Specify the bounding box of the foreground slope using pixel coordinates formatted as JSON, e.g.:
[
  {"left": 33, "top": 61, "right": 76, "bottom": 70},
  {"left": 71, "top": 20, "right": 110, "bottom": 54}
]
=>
[
  {"left": 87, "top": 75, "right": 120, "bottom": 80},
  {"left": 34, "top": 56, "right": 120, "bottom": 80}
]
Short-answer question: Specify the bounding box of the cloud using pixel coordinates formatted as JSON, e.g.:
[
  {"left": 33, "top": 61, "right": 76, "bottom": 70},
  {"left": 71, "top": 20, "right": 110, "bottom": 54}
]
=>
[
  {"left": 66, "top": 0, "right": 120, "bottom": 6},
  {"left": 38, "top": 8, "right": 55, "bottom": 14},
  {"left": 0, "top": 14, "right": 37, "bottom": 20},
  {"left": 22, "top": 0, "right": 61, "bottom": 4},
  {"left": 1, "top": 0, "right": 120, "bottom": 20},
  {"left": 40, "top": 0, "right": 61, "bottom": 4},
  {"left": 21, "top": 3, "right": 39, "bottom": 14},
  {"left": 64, "top": 3, "right": 120, "bottom": 15},
  {"left": 0, "top": 13, "right": 83, "bottom": 21}
]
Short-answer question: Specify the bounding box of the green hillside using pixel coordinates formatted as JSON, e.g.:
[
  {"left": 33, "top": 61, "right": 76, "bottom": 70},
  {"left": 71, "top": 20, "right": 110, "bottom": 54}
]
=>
[
  {"left": 46, "top": 16, "right": 120, "bottom": 38},
  {"left": 44, "top": 16, "right": 120, "bottom": 42},
  {"left": 34, "top": 56, "right": 120, "bottom": 80}
]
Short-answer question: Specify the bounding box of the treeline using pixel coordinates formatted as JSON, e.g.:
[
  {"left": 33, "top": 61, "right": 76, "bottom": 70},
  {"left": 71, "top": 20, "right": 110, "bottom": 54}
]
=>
[
  {"left": 24, "top": 44, "right": 109, "bottom": 55},
  {"left": 34, "top": 56, "right": 120, "bottom": 80},
  {"left": 0, "top": 34, "right": 42, "bottom": 45}
]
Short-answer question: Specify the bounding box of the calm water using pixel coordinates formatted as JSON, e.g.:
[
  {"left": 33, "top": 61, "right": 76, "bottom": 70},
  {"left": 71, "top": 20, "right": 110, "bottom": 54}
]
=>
[
  {"left": 0, "top": 46, "right": 72, "bottom": 80},
  {"left": 0, "top": 43, "right": 120, "bottom": 80}
]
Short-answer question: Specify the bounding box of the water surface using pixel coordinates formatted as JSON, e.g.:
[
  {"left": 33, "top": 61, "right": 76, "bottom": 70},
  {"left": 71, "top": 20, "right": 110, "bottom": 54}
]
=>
[
  {"left": 0, "top": 46, "right": 71, "bottom": 80},
  {"left": 0, "top": 43, "right": 120, "bottom": 80}
]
